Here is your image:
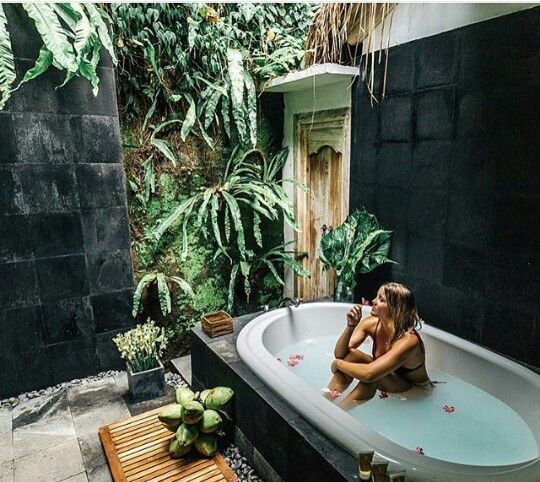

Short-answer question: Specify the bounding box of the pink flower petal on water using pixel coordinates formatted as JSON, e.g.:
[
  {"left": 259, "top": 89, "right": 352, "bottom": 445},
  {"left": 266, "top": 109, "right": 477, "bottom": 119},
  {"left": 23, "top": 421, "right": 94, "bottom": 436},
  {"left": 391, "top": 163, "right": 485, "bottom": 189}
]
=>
[
  {"left": 443, "top": 405, "right": 455, "bottom": 413},
  {"left": 415, "top": 446, "right": 424, "bottom": 455},
  {"left": 329, "top": 390, "right": 341, "bottom": 399},
  {"left": 378, "top": 391, "right": 389, "bottom": 399},
  {"left": 296, "top": 354, "right": 305, "bottom": 360},
  {"left": 287, "top": 359, "right": 299, "bottom": 367}
]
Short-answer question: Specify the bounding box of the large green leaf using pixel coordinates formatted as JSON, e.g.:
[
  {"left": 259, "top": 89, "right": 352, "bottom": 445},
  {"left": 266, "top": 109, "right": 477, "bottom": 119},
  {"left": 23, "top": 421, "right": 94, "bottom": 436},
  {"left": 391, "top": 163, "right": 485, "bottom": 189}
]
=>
[
  {"left": 242, "top": 70, "right": 257, "bottom": 147},
  {"left": 0, "top": 4, "right": 16, "bottom": 109},
  {"left": 204, "top": 89, "right": 222, "bottom": 129},
  {"left": 222, "top": 191, "right": 246, "bottom": 259},
  {"left": 23, "top": 3, "right": 77, "bottom": 72},
  {"left": 170, "top": 276, "right": 194, "bottom": 297},
  {"left": 16, "top": 45, "right": 54, "bottom": 88},
  {"left": 226, "top": 48, "right": 247, "bottom": 144},
  {"left": 132, "top": 273, "right": 157, "bottom": 317},
  {"left": 156, "top": 272, "right": 171, "bottom": 315},
  {"left": 84, "top": 3, "right": 117, "bottom": 64},
  {"left": 227, "top": 264, "right": 239, "bottom": 311},
  {"left": 181, "top": 96, "right": 196, "bottom": 141},
  {"left": 151, "top": 138, "right": 177, "bottom": 166}
]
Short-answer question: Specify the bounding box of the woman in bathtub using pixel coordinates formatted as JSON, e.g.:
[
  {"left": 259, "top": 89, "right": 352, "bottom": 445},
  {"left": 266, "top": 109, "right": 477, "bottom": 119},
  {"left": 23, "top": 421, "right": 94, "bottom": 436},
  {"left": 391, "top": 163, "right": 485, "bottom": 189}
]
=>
[{"left": 328, "top": 282, "right": 431, "bottom": 408}]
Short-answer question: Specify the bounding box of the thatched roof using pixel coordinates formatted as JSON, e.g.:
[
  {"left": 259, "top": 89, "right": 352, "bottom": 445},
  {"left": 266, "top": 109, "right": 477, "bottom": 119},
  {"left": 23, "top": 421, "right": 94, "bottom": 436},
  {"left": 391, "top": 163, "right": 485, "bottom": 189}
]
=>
[{"left": 305, "top": 3, "right": 396, "bottom": 100}]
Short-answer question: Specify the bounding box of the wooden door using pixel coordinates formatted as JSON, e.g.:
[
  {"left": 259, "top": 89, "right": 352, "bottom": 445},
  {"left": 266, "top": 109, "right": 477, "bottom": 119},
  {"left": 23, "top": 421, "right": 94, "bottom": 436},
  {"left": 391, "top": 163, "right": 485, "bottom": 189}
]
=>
[{"left": 294, "top": 109, "right": 350, "bottom": 300}]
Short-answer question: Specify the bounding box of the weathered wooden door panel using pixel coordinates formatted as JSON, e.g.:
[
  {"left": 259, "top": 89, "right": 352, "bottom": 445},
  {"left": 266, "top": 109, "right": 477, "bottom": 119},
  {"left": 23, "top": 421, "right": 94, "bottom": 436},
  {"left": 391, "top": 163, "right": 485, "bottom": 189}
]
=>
[{"left": 294, "top": 109, "right": 350, "bottom": 301}]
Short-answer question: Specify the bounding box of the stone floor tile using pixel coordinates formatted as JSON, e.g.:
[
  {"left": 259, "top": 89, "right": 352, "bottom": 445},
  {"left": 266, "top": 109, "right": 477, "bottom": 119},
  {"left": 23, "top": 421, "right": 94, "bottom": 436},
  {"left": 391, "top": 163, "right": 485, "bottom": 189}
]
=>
[
  {"left": 13, "top": 438, "right": 84, "bottom": 482},
  {"left": 12, "top": 391, "right": 69, "bottom": 430},
  {"left": 112, "top": 371, "right": 128, "bottom": 393},
  {"left": 0, "top": 432, "right": 13, "bottom": 465},
  {"left": 60, "top": 473, "right": 88, "bottom": 482},
  {"left": 171, "top": 355, "right": 192, "bottom": 384},
  {"left": 0, "top": 410, "right": 11, "bottom": 434},
  {"left": 77, "top": 432, "right": 107, "bottom": 471},
  {"left": 68, "top": 379, "right": 125, "bottom": 416},
  {"left": 13, "top": 411, "right": 77, "bottom": 459},
  {"left": 86, "top": 464, "right": 113, "bottom": 482},
  {"left": 72, "top": 401, "right": 131, "bottom": 437},
  {"left": 125, "top": 385, "right": 176, "bottom": 417},
  {"left": 0, "top": 461, "right": 13, "bottom": 482}
]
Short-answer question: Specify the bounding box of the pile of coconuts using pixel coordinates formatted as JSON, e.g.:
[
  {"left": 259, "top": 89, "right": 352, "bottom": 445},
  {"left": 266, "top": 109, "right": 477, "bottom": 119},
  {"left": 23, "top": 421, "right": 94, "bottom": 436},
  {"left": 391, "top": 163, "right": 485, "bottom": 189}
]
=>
[{"left": 158, "top": 386, "right": 234, "bottom": 458}]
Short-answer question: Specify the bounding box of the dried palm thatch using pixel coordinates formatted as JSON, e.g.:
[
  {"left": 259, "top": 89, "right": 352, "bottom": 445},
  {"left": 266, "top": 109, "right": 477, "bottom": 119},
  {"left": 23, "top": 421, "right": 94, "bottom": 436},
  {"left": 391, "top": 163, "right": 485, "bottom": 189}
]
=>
[{"left": 305, "top": 3, "right": 396, "bottom": 102}]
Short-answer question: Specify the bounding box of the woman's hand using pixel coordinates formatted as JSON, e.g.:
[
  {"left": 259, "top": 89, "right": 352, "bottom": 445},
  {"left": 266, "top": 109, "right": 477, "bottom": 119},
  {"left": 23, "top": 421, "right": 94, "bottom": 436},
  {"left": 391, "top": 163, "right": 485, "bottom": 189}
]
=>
[{"left": 346, "top": 305, "right": 362, "bottom": 327}]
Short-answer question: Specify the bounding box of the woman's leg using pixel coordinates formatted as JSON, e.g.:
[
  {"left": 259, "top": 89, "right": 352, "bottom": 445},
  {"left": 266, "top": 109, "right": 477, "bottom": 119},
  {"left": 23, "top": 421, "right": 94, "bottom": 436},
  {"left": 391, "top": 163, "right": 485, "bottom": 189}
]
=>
[{"left": 327, "top": 349, "right": 372, "bottom": 393}]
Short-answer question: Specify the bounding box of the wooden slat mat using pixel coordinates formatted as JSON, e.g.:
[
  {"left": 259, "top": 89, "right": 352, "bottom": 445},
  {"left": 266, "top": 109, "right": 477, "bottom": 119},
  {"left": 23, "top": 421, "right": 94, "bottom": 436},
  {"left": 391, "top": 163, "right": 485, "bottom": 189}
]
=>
[{"left": 99, "top": 405, "right": 237, "bottom": 482}]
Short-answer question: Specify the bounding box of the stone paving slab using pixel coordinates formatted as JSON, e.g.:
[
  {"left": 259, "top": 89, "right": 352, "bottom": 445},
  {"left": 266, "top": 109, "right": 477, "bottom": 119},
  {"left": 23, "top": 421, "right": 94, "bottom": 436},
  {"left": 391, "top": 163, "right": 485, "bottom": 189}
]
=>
[
  {"left": 171, "top": 354, "right": 192, "bottom": 384},
  {"left": 0, "top": 411, "right": 11, "bottom": 434},
  {"left": 0, "top": 460, "right": 13, "bottom": 482},
  {"left": 0, "top": 432, "right": 13, "bottom": 466},
  {"left": 86, "top": 463, "right": 113, "bottom": 482},
  {"left": 13, "top": 438, "right": 84, "bottom": 482},
  {"left": 13, "top": 410, "right": 77, "bottom": 460},
  {"left": 61, "top": 473, "right": 88, "bottom": 482}
]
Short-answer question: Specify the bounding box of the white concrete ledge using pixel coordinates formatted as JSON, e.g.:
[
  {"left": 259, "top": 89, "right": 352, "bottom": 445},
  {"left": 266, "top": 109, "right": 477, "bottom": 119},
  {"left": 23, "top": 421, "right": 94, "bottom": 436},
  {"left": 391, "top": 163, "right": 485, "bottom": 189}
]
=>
[{"left": 262, "top": 63, "right": 359, "bottom": 93}]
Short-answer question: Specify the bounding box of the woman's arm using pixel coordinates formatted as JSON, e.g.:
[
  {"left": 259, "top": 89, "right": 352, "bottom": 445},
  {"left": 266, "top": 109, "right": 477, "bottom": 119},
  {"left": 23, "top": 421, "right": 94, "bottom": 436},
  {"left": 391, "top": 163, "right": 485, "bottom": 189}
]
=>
[
  {"left": 334, "top": 305, "right": 366, "bottom": 358},
  {"left": 333, "top": 334, "right": 419, "bottom": 382}
]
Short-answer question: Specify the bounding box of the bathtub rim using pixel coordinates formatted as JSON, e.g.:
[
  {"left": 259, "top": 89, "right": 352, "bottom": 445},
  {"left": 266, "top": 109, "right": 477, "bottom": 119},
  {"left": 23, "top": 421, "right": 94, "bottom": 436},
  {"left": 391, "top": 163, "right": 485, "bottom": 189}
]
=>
[{"left": 237, "top": 302, "right": 540, "bottom": 481}]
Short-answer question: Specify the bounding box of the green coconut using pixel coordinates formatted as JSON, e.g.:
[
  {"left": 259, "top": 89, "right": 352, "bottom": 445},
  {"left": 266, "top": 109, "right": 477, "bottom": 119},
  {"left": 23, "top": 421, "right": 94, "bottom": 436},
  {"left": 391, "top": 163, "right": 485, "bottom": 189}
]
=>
[
  {"left": 158, "top": 404, "right": 184, "bottom": 431},
  {"left": 169, "top": 438, "right": 192, "bottom": 458},
  {"left": 194, "top": 433, "right": 218, "bottom": 458},
  {"left": 176, "top": 386, "right": 195, "bottom": 405},
  {"left": 176, "top": 423, "right": 199, "bottom": 446},
  {"left": 199, "top": 409, "right": 222, "bottom": 434},
  {"left": 181, "top": 400, "right": 204, "bottom": 424},
  {"left": 199, "top": 389, "right": 210, "bottom": 406},
  {"left": 204, "top": 387, "right": 234, "bottom": 411}
]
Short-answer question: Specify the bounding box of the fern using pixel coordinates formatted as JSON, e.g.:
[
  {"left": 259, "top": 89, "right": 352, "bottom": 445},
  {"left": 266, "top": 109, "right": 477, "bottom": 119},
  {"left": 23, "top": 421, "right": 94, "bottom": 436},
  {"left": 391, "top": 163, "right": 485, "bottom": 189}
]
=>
[{"left": 0, "top": 5, "right": 15, "bottom": 109}]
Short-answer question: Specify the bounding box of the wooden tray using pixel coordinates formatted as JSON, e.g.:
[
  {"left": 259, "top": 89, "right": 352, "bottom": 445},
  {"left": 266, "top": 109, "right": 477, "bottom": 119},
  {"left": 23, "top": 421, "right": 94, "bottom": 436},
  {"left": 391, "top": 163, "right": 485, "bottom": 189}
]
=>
[{"left": 99, "top": 405, "right": 237, "bottom": 482}]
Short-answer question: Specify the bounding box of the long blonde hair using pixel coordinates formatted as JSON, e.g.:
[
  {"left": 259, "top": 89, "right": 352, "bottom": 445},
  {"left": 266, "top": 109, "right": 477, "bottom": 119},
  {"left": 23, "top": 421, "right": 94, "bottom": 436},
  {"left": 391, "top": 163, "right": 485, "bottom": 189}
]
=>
[{"left": 381, "top": 282, "right": 421, "bottom": 344}]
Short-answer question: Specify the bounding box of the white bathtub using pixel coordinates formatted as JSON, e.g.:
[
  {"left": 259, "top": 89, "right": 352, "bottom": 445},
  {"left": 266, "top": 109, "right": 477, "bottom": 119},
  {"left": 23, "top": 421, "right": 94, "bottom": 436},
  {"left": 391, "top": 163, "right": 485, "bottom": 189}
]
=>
[{"left": 236, "top": 302, "right": 540, "bottom": 481}]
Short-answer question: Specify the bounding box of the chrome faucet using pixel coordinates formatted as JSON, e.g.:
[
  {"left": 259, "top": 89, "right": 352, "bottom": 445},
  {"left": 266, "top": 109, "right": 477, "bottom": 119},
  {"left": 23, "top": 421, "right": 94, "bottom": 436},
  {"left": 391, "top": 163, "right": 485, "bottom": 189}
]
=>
[{"left": 277, "top": 297, "right": 302, "bottom": 308}]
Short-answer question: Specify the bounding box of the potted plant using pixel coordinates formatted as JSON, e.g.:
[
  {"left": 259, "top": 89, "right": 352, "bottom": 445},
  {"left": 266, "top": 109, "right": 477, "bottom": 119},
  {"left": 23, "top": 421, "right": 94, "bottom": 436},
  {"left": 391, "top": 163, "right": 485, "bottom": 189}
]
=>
[
  {"left": 113, "top": 320, "right": 168, "bottom": 402},
  {"left": 319, "top": 207, "right": 395, "bottom": 302}
]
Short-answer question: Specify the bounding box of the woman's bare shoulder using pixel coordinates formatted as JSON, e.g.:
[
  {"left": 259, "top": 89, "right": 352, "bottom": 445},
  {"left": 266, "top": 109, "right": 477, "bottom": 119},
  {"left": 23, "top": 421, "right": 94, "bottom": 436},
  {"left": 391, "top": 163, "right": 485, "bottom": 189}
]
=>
[{"left": 360, "top": 315, "right": 378, "bottom": 331}]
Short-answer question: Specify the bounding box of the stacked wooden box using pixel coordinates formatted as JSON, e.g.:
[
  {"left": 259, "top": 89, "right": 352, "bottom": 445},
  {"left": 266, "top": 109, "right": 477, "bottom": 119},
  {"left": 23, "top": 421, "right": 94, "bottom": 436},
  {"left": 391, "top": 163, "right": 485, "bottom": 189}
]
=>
[{"left": 201, "top": 311, "right": 233, "bottom": 338}]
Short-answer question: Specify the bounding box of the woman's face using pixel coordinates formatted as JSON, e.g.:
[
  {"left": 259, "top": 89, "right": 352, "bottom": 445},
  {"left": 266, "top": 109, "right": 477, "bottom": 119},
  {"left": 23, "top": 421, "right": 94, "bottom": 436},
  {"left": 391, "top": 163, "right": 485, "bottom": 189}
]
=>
[{"left": 371, "top": 287, "right": 390, "bottom": 320}]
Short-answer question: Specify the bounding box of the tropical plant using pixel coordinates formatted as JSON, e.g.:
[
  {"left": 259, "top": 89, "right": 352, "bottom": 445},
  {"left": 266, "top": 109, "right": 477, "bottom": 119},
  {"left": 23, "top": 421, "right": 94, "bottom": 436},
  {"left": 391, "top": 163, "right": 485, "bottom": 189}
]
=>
[
  {"left": 113, "top": 319, "right": 168, "bottom": 373},
  {"left": 319, "top": 207, "right": 395, "bottom": 301},
  {"left": 132, "top": 271, "right": 194, "bottom": 318},
  {"left": 110, "top": 3, "right": 317, "bottom": 147},
  {"left": 223, "top": 241, "right": 310, "bottom": 311},
  {"left": 0, "top": 3, "right": 116, "bottom": 109}
]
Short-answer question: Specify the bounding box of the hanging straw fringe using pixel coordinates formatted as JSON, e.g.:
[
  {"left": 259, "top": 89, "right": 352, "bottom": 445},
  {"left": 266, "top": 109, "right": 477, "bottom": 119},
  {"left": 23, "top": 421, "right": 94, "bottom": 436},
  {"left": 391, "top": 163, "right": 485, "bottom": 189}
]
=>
[{"left": 305, "top": 3, "right": 396, "bottom": 103}]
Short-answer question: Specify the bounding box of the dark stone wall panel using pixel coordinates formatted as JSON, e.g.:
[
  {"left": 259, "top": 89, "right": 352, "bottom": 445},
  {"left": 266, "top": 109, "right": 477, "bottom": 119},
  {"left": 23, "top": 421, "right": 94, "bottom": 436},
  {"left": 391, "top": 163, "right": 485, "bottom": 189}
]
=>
[
  {"left": 29, "top": 212, "right": 84, "bottom": 259},
  {"left": 0, "top": 6, "right": 134, "bottom": 397},
  {"left": 36, "top": 255, "right": 89, "bottom": 302},
  {"left": 350, "top": 7, "right": 539, "bottom": 368}
]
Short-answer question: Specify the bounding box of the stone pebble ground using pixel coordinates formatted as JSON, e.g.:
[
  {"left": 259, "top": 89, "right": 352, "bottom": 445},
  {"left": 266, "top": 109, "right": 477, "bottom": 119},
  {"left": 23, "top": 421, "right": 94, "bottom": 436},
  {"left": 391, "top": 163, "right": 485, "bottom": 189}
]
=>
[{"left": 0, "top": 371, "right": 264, "bottom": 482}]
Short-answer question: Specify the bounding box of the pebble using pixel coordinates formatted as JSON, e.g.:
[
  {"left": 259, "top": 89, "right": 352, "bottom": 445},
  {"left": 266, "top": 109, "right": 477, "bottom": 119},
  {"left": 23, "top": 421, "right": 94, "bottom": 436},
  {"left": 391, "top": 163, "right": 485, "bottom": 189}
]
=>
[{"left": 222, "top": 445, "right": 263, "bottom": 482}]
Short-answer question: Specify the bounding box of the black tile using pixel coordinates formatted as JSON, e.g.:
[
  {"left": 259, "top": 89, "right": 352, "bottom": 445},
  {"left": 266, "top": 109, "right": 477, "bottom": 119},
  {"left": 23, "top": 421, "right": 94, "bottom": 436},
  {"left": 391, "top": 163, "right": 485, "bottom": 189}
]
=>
[
  {"left": 449, "top": 138, "right": 498, "bottom": 192},
  {"left": 487, "top": 265, "right": 539, "bottom": 314},
  {"left": 442, "top": 244, "right": 488, "bottom": 298},
  {"left": 29, "top": 212, "right": 84, "bottom": 258},
  {"left": 410, "top": 279, "right": 441, "bottom": 325},
  {"left": 438, "top": 287, "right": 484, "bottom": 343},
  {"left": 406, "top": 235, "right": 444, "bottom": 283},
  {"left": 458, "top": 8, "right": 540, "bottom": 86},
  {"left": 13, "top": 113, "right": 82, "bottom": 164},
  {"left": 351, "top": 142, "right": 377, "bottom": 185},
  {"left": 456, "top": 88, "right": 501, "bottom": 138},
  {"left": 80, "top": 206, "right": 131, "bottom": 255},
  {"left": 91, "top": 288, "right": 134, "bottom": 333},
  {"left": 0, "top": 260, "right": 39, "bottom": 309},
  {"left": 57, "top": 67, "right": 119, "bottom": 117},
  {"left": 47, "top": 337, "right": 99, "bottom": 385},
  {"left": 1, "top": 304, "right": 43, "bottom": 353},
  {"left": 380, "top": 95, "right": 412, "bottom": 141},
  {"left": 492, "top": 196, "right": 540, "bottom": 250},
  {"left": 0, "top": 349, "right": 20, "bottom": 398},
  {"left": 377, "top": 142, "right": 411, "bottom": 187},
  {"left": 349, "top": 182, "right": 375, "bottom": 213},
  {"left": 416, "top": 31, "right": 458, "bottom": 88},
  {"left": 0, "top": 166, "right": 25, "bottom": 214},
  {"left": 407, "top": 190, "right": 447, "bottom": 239},
  {"left": 482, "top": 304, "right": 535, "bottom": 364},
  {"left": 76, "top": 164, "right": 127, "bottom": 209},
  {"left": 388, "top": 228, "right": 407, "bottom": 272},
  {"left": 411, "top": 140, "right": 452, "bottom": 189},
  {"left": 415, "top": 88, "right": 455, "bottom": 140},
  {"left": 96, "top": 328, "right": 129, "bottom": 371},
  {"left": 0, "top": 112, "right": 17, "bottom": 163},
  {"left": 36, "top": 255, "right": 89, "bottom": 302},
  {"left": 41, "top": 296, "right": 95, "bottom": 345},
  {"left": 16, "top": 350, "right": 53, "bottom": 394},
  {"left": 19, "top": 165, "right": 78, "bottom": 213},
  {"left": 79, "top": 116, "right": 122, "bottom": 164},
  {"left": 87, "top": 249, "right": 133, "bottom": 294},
  {"left": 0, "top": 215, "right": 31, "bottom": 262},
  {"left": 353, "top": 87, "right": 380, "bottom": 142},
  {"left": 447, "top": 192, "right": 494, "bottom": 249},
  {"left": 2, "top": 4, "right": 42, "bottom": 60},
  {"left": 376, "top": 186, "right": 409, "bottom": 229},
  {"left": 385, "top": 41, "right": 416, "bottom": 93}
]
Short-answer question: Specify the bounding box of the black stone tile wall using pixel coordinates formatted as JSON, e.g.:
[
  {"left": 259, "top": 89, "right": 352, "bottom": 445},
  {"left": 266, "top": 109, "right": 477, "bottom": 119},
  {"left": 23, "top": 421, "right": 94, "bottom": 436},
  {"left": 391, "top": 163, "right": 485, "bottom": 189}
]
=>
[
  {"left": 350, "top": 7, "right": 540, "bottom": 369},
  {"left": 0, "top": 5, "right": 134, "bottom": 397}
]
